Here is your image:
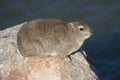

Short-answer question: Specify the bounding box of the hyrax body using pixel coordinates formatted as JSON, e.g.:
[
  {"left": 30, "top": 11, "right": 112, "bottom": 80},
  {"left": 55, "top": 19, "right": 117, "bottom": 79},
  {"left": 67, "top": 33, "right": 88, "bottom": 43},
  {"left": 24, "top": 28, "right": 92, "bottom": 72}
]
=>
[{"left": 17, "top": 19, "right": 92, "bottom": 58}]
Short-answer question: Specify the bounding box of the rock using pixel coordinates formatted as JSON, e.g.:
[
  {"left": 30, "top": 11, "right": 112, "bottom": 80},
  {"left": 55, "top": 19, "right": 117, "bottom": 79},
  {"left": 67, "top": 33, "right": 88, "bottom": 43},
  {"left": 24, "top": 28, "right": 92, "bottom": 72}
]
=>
[{"left": 0, "top": 22, "right": 99, "bottom": 80}]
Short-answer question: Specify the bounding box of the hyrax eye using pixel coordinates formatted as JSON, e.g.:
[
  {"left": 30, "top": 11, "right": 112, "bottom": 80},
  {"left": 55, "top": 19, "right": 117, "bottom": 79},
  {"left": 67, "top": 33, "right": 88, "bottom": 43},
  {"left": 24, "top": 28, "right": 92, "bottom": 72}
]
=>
[
  {"left": 78, "top": 26, "right": 84, "bottom": 31},
  {"left": 80, "top": 28, "right": 84, "bottom": 31}
]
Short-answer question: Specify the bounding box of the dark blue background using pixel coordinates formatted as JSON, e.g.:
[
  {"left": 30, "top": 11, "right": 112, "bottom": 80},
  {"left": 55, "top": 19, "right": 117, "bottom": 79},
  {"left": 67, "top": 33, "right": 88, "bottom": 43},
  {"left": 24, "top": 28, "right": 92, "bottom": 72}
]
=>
[{"left": 0, "top": 0, "right": 120, "bottom": 80}]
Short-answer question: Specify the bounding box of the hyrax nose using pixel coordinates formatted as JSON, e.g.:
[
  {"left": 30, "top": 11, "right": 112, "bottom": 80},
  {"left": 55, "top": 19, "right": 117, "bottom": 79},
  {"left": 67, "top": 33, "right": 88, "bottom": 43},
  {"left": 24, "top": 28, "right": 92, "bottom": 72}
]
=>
[{"left": 89, "top": 28, "right": 93, "bottom": 35}]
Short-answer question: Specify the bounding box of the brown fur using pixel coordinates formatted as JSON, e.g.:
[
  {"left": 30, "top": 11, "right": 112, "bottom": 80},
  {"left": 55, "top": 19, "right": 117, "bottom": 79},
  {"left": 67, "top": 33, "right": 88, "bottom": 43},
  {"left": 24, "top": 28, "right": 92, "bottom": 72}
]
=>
[{"left": 17, "top": 19, "right": 92, "bottom": 58}]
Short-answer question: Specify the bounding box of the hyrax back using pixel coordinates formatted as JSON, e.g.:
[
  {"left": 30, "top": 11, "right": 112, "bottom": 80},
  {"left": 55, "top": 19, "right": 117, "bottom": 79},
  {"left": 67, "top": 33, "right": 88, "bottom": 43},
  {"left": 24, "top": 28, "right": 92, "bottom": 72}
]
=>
[{"left": 17, "top": 19, "right": 92, "bottom": 58}]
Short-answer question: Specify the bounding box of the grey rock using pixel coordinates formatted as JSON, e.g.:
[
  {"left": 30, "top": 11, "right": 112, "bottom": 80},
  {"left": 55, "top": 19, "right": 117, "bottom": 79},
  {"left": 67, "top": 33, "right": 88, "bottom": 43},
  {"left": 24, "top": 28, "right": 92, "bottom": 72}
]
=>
[{"left": 0, "top": 22, "right": 99, "bottom": 80}]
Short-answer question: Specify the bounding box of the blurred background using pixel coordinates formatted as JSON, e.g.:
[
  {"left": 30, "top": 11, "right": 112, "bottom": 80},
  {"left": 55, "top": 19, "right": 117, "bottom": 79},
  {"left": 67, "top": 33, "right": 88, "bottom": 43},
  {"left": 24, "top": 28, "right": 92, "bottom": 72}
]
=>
[{"left": 0, "top": 0, "right": 120, "bottom": 80}]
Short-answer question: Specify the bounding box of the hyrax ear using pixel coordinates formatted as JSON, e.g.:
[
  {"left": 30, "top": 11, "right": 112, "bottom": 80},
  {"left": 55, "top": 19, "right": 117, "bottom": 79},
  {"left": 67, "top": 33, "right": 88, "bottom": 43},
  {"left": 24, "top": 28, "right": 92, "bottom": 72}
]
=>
[
  {"left": 68, "top": 23, "right": 74, "bottom": 28},
  {"left": 67, "top": 23, "right": 75, "bottom": 32}
]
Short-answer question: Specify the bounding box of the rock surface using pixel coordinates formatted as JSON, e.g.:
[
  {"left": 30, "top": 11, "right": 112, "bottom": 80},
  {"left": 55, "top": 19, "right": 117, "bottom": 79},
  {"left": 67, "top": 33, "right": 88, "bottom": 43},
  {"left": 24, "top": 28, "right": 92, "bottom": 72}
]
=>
[{"left": 0, "top": 22, "right": 99, "bottom": 80}]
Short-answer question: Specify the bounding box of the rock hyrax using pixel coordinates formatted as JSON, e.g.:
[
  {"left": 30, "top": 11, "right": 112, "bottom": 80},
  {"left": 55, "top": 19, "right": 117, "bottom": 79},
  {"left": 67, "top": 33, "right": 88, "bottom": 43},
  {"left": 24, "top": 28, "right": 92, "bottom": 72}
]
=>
[{"left": 17, "top": 19, "right": 93, "bottom": 58}]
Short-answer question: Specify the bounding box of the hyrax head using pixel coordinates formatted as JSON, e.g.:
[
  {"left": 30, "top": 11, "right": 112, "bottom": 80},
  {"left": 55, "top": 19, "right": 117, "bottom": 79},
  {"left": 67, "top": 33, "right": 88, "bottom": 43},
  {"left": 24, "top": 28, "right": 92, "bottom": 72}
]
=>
[{"left": 67, "top": 20, "right": 93, "bottom": 40}]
